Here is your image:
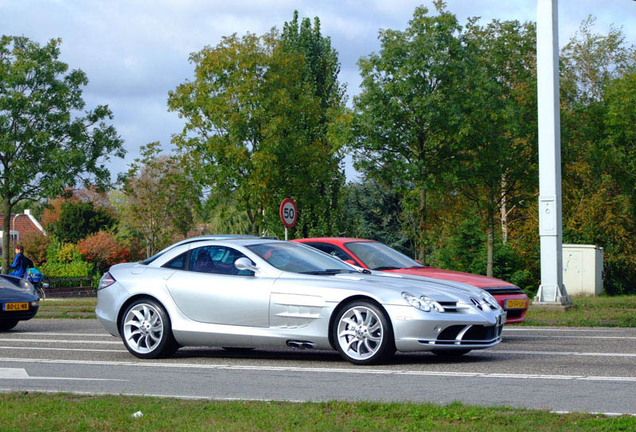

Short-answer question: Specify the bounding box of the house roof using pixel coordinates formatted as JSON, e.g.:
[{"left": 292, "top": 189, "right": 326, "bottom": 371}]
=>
[{"left": 0, "top": 211, "right": 46, "bottom": 238}]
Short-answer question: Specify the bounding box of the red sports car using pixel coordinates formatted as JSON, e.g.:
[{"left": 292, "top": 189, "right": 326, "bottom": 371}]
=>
[{"left": 292, "top": 238, "right": 528, "bottom": 323}]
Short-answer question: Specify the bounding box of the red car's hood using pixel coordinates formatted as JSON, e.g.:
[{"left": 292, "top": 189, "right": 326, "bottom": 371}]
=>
[{"left": 385, "top": 267, "right": 516, "bottom": 288}]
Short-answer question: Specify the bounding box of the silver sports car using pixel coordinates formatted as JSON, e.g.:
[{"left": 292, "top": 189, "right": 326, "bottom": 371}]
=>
[{"left": 96, "top": 237, "right": 505, "bottom": 365}]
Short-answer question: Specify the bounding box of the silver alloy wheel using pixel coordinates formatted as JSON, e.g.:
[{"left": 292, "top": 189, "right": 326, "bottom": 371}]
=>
[
  {"left": 336, "top": 305, "right": 384, "bottom": 361},
  {"left": 123, "top": 303, "right": 164, "bottom": 354}
]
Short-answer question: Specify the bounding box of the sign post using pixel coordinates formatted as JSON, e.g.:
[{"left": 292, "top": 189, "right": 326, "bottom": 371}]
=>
[{"left": 279, "top": 198, "right": 297, "bottom": 240}]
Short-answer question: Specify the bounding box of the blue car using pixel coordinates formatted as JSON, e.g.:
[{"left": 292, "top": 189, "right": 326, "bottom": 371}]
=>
[{"left": 0, "top": 274, "right": 40, "bottom": 331}]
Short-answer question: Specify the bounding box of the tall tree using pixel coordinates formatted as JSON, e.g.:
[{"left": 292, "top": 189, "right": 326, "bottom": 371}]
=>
[
  {"left": 558, "top": 20, "right": 636, "bottom": 294},
  {"left": 274, "top": 12, "right": 349, "bottom": 237},
  {"left": 0, "top": 36, "right": 124, "bottom": 272},
  {"left": 353, "top": 2, "right": 468, "bottom": 261},
  {"left": 169, "top": 14, "right": 348, "bottom": 238},
  {"left": 120, "top": 142, "right": 198, "bottom": 257},
  {"left": 454, "top": 19, "right": 537, "bottom": 276},
  {"left": 169, "top": 32, "right": 269, "bottom": 235}
]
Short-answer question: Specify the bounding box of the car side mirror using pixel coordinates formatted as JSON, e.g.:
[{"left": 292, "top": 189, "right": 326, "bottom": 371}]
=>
[{"left": 235, "top": 257, "right": 258, "bottom": 274}]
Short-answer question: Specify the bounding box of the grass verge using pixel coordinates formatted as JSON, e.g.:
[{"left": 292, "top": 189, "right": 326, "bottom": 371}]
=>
[
  {"left": 36, "top": 298, "right": 97, "bottom": 319},
  {"left": 1, "top": 393, "right": 633, "bottom": 432},
  {"left": 520, "top": 295, "right": 636, "bottom": 327}
]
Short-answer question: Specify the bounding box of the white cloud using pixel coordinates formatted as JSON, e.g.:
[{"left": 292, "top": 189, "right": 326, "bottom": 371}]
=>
[{"left": 1, "top": 0, "right": 634, "bottom": 181}]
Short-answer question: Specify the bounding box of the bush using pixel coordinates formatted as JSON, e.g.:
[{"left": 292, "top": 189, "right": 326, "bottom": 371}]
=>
[
  {"left": 42, "top": 236, "right": 93, "bottom": 278},
  {"left": 21, "top": 232, "right": 50, "bottom": 266},
  {"left": 42, "top": 261, "right": 93, "bottom": 277},
  {"left": 46, "top": 201, "right": 116, "bottom": 244},
  {"left": 78, "top": 231, "right": 131, "bottom": 274}
]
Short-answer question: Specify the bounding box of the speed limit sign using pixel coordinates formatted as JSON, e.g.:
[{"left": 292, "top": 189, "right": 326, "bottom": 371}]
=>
[{"left": 279, "top": 198, "right": 297, "bottom": 228}]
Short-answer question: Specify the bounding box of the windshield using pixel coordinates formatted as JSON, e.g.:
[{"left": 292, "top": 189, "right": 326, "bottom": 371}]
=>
[
  {"left": 247, "top": 242, "right": 357, "bottom": 274},
  {"left": 345, "top": 241, "right": 422, "bottom": 270}
]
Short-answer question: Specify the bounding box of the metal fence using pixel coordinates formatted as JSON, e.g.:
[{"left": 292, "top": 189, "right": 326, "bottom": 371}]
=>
[{"left": 44, "top": 277, "right": 95, "bottom": 298}]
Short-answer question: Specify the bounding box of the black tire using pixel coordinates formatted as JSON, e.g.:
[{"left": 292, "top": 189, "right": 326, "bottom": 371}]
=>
[
  {"left": 432, "top": 349, "right": 471, "bottom": 357},
  {"left": 0, "top": 320, "right": 19, "bottom": 332},
  {"left": 120, "top": 298, "right": 179, "bottom": 359},
  {"left": 332, "top": 300, "right": 395, "bottom": 365}
]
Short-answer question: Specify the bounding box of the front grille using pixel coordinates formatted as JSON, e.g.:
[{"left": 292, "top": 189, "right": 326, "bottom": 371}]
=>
[
  {"left": 484, "top": 287, "right": 525, "bottom": 295},
  {"left": 437, "top": 301, "right": 472, "bottom": 313},
  {"left": 506, "top": 309, "right": 524, "bottom": 319},
  {"left": 1, "top": 305, "right": 38, "bottom": 320},
  {"left": 422, "top": 323, "right": 503, "bottom": 346},
  {"left": 0, "top": 309, "right": 38, "bottom": 320}
]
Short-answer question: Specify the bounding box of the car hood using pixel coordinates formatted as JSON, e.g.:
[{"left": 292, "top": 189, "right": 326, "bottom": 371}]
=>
[
  {"left": 0, "top": 283, "right": 38, "bottom": 302},
  {"left": 385, "top": 266, "right": 516, "bottom": 288},
  {"left": 277, "top": 270, "right": 488, "bottom": 305}
]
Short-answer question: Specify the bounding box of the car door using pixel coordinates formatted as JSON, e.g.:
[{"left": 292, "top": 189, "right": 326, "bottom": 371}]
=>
[{"left": 165, "top": 245, "right": 272, "bottom": 327}]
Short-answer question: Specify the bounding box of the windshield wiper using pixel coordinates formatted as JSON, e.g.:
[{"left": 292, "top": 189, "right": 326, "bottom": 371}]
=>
[
  {"left": 373, "top": 266, "right": 402, "bottom": 271},
  {"left": 301, "top": 269, "right": 355, "bottom": 275}
]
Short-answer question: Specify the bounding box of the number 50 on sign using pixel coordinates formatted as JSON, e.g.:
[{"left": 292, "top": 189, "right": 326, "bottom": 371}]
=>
[{"left": 280, "top": 198, "right": 297, "bottom": 228}]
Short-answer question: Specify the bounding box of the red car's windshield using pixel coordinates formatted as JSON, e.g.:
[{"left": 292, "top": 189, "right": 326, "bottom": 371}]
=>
[{"left": 345, "top": 241, "right": 423, "bottom": 271}]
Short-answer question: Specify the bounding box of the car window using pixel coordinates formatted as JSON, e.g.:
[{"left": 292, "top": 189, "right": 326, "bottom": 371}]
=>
[
  {"left": 189, "top": 246, "right": 253, "bottom": 276},
  {"left": 305, "top": 242, "right": 353, "bottom": 262},
  {"left": 164, "top": 253, "right": 187, "bottom": 270},
  {"left": 247, "top": 242, "right": 356, "bottom": 274},
  {"left": 345, "top": 241, "right": 421, "bottom": 270}
]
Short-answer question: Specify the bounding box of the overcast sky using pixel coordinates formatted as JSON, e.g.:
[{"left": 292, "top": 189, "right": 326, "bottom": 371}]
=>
[{"left": 2, "top": 0, "right": 635, "bottom": 181}]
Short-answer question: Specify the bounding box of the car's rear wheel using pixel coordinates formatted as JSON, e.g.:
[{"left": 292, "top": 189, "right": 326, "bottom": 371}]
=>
[
  {"left": 120, "top": 299, "right": 178, "bottom": 359},
  {"left": 333, "top": 301, "right": 395, "bottom": 365},
  {"left": 0, "top": 320, "right": 18, "bottom": 331}
]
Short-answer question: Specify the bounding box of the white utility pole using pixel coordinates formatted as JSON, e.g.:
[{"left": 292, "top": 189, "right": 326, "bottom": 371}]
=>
[{"left": 535, "top": 0, "right": 571, "bottom": 305}]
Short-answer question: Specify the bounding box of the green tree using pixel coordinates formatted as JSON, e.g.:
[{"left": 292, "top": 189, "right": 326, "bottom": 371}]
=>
[
  {"left": 168, "top": 14, "right": 348, "bottom": 238},
  {"left": 0, "top": 36, "right": 124, "bottom": 272},
  {"left": 120, "top": 142, "right": 199, "bottom": 257},
  {"left": 342, "top": 178, "right": 415, "bottom": 255},
  {"left": 602, "top": 67, "right": 636, "bottom": 213},
  {"left": 272, "top": 12, "right": 349, "bottom": 237},
  {"left": 168, "top": 32, "right": 273, "bottom": 235},
  {"left": 47, "top": 200, "right": 116, "bottom": 243},
  {"left": 353, "top": 2, "right": 467, "bottom": 262},
  {"left": 558, "top": 20, "right": 636, "bottom": 294},
  {"left": 453, "top": 19, "right": 537, "bottom": 276}
]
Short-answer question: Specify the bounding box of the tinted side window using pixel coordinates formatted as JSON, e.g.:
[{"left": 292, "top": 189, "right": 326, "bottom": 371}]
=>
[
  {"left": 189, "top": 246, "right": 253, "bottom": 276},
  {"left": 164, "top": 252, "right": 187, "bottom": 270}
]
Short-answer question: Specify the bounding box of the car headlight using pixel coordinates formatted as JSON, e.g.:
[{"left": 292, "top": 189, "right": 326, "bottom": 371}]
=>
[
  {"left": 480, "top": 292, "right": 500, "bottom": 310},
  {"left": 402, "top": 292, "right": 444, "bottom": 313}
]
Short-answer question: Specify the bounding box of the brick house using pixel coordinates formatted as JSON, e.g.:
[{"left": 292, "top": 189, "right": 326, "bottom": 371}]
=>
[{"left": 0, "top": 209, "right": 47, "bottom": 247}]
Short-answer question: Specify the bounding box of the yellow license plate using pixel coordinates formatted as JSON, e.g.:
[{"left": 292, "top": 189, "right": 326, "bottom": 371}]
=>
[
  {"left": 3, "top": 302, "right": 29, "bottom": 311},
  {"left": 506, "top": 299, "right": 526, "bottom": 310}
]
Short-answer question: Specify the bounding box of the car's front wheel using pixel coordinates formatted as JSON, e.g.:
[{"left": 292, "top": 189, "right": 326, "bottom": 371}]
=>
[
  {"left": 120, "top": 299, "right": 178, "bottom": 359},
  {"left": 333, "top": 301, "right": 395, "bottom": 365}
]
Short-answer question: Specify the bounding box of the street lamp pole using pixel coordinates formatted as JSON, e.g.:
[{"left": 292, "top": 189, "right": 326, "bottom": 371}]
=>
[{"left": 535, "top": 0, "right": 571, "bottom": 305}]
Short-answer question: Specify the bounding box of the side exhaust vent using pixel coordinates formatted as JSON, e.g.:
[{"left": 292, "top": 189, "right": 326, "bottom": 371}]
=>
[{"left": 286, "top": 340, "right": 315, "bottom": 350}]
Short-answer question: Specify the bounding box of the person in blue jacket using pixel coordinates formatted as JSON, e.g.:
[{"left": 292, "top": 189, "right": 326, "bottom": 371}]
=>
[{"left": 9, "top": 244, "right": 31, "bottom": 278}]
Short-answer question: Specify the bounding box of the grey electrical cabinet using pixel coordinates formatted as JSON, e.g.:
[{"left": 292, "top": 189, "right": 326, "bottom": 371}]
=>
[{"left": 562, "top": 244, "right": 604, "bottom": 296}]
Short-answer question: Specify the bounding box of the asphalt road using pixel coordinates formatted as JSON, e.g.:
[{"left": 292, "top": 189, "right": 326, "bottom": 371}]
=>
[{"left": 1, "top": 318, "right": 635, "bottom": 415}]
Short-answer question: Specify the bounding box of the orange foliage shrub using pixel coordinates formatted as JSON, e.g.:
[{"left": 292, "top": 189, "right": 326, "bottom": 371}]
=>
[{"left": 77, "top": 231, "right": 131, "bottom": 273}]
